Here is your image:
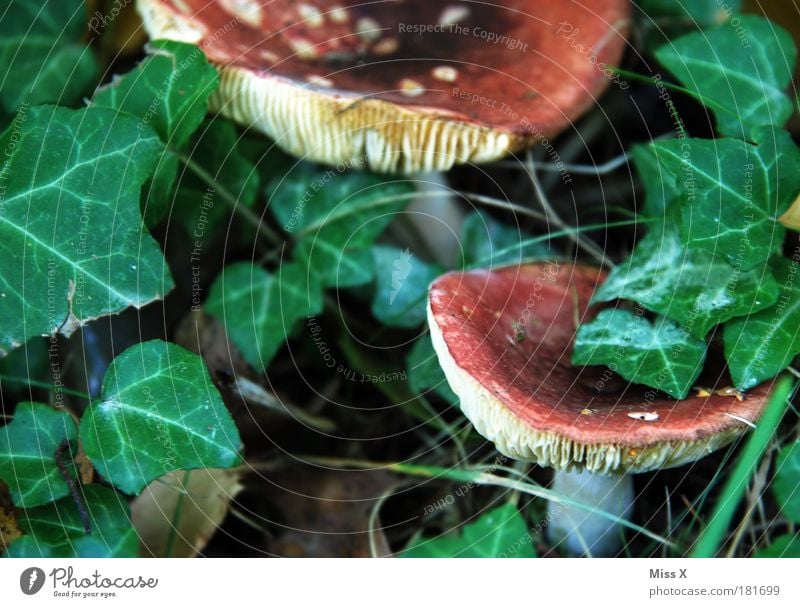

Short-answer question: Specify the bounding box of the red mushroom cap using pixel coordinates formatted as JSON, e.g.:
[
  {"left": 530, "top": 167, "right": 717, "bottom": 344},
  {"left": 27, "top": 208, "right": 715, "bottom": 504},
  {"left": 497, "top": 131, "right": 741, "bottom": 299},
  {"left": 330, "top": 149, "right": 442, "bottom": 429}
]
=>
[
  {"left": 137, "top": 0, "right": 630, "bottom": 172},
  {"left": 427, "top": 263, "right": 773, "bottom": 474}
]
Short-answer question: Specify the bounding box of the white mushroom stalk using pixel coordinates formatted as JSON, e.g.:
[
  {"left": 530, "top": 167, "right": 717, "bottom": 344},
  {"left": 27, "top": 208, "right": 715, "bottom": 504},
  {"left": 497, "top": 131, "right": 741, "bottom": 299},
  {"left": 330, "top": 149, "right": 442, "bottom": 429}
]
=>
[{"left": 547, "top": 469, "right": 634, "bottom": 557}]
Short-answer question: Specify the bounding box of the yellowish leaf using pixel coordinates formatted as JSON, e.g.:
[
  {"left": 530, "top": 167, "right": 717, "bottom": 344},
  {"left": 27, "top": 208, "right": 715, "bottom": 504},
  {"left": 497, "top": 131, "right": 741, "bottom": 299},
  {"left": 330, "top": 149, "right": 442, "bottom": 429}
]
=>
[
  {"left": 779, "top": 193, "right": 800, "bottom": 231},
  {"left": 132, "top": 468, "right": 243, "bottom": 558}
]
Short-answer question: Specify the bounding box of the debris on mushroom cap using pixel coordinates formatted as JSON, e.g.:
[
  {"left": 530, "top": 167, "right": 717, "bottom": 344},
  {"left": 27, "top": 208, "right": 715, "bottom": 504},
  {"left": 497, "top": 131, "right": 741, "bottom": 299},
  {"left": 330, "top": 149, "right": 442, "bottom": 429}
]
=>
[
  {"left": 427, "top": 263, "right": 774, "bottom": 474},
  {"left": 136, "top": 0, "right": 630, "bottom": 173}
]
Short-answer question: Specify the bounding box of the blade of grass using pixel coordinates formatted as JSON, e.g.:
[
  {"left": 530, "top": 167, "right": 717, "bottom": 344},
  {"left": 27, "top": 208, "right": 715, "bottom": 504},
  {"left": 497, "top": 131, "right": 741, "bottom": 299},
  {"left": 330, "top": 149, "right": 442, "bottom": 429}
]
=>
[
  {"left": 611, "top": 67, "right": 737, "bottom": 128},
  {"left": 690, "top": 376, "right": 796, "bottom": 557},
  {"left": 293, "top": 457, "right": 675, "bottom": 548},
  {"left": 0, "top": 374, "right": 91, "bottom": 400}
]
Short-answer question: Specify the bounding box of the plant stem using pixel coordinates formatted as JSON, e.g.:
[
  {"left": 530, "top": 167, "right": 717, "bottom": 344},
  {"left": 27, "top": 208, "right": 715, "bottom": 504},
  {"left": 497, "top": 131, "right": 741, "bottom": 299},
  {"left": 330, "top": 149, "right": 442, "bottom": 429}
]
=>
[
  {"left": 55, "top": 440, "right": 91, "bottom": 534},
  {"left": 691, "top": 377, "right": 796, "bottom": 557},
  {"left": 0, "top": 375, "right": 91, "bottom": 400},
  {"left": 177, "top": 152, "right": 283, "bottom": 246},
  {"left": 275, "top": 456, "right": 674, "bottom": 547}
]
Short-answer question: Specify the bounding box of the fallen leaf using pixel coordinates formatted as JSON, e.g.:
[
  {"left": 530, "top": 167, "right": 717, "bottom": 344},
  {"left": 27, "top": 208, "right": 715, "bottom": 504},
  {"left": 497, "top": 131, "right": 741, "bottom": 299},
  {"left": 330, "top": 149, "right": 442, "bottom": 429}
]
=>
[
  {"left": 778, "top": 193, "right": 800, "bottom": 231},
  {"left": 262, "top": 467, "right": 395, "bottom": 557},
  {"left": 0, "top": 482, "right": 21, "bottom": 554},
  {"left": 132, "top": 468, "right": 244, "bottom": 557}
]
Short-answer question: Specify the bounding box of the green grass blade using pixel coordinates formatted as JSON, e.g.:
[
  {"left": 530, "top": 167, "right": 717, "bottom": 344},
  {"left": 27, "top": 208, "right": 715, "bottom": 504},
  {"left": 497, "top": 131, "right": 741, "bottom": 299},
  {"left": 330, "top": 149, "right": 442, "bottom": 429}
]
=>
[{"left": 690, "top": 376, "right": 796, "bottom": 557}]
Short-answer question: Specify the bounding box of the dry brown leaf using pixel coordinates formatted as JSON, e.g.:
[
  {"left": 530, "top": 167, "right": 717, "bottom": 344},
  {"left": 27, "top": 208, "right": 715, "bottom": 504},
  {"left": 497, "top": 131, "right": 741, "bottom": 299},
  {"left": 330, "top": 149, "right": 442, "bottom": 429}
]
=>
[
  {"left": 0, "top": 482, "right": 21, "bottom": 554},
  {"left": 132, "top": 468, "right": 243, "bottom": 557},
  {"left": 74, "top": 444, "right": 95, "bottom": 485},
  {"left": 263, "top": 467, "right": 395, "bottom": 557}
]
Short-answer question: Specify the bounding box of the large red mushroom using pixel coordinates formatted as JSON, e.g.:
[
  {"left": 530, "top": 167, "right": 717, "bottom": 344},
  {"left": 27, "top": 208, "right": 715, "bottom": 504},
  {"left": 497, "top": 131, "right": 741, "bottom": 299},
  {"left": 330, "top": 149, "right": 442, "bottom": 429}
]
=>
[{"left": 137, "top": 0, "right": 631, "bottom": 172}]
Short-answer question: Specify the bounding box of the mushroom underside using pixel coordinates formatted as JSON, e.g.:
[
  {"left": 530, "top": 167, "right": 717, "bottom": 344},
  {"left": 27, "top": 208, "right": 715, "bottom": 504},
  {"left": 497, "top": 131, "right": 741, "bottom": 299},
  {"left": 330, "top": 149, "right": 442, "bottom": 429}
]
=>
[
  {"left": 427, "top": 263, "right": 773, "bottom": 474},
  {"left": 137, "top": 0, "right": 630, "bottom": 172}
]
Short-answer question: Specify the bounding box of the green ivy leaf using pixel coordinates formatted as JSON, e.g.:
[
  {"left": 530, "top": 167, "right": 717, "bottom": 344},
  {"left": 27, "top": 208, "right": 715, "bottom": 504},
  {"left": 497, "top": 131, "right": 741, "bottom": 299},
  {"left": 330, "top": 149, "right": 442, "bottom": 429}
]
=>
[
  {"left": 94, "top": 41, "right": 218, "bottom": 149},
  {"left": 6, "top": 485, "right": 138, "bottom": 557},
  {"left": 205, "top": 262, "right": 324, "bottom": 372},
  {"left": 630, "top": 144, "right": 681, "bottom": 217},
  {"left": 93, "top": 40, "right": 219, "bottom": 225},
  {"left": 269, "top": 167, "right": 413, "bottom": 287},
  {"left": 772, "top": 441, "right": 800, "bottom": 523},
  {"left": 655, "top": 15, "right": 796, "bottom": 139},
  {"left": 0, "top": 403, "right": 77, "bottom": 508},
  {"left": 371, "top": 246, "right": 441, "bottom": 328},
  {"left": 651, "top": 129, "right": 800, "bottom": 269},
  {"left": 592, "top": 222, "right": 779, "bottom": 338},
  {"left": 0, "top": 0, "right": 98, "bottom": 113},
  {"left": 461, "top": 211, "right": 550, "bottom": 268},
  {"left": 0, "top": 338, "right": 50, "bottom": 399},
  {"left": 79, "top": 340, "right": 243, "bottom": 495},
  {"left": 403, "top": 504, "right": 534, "bottom": 557},
  {"left": 406, "top": 334, "right": 458, "bottom": 405},
  {"left": 0, "top": 105, "right": 172, "bottom": 356},
  {"left": 754, "top": 534, "right": 800, "bottom": 558},
  {"left": 174, "top": 118, "right": 260, "bottom": 230},
  {"left": 572, "top": 309, "right": 707, "bottom": 399},
  {"left": 723, "top": 256, "right": 800, "bottom": 390}
]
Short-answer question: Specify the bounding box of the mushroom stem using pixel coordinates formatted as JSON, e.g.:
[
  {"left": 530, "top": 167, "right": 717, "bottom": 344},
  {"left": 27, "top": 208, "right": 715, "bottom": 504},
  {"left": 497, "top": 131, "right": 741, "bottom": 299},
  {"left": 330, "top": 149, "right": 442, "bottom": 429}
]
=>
[
  {"left": 405, "top": 172, "right": 463, "bottom": 267},
  {"left": 547, "top": 468, "right": 634, "bottom": 557}
]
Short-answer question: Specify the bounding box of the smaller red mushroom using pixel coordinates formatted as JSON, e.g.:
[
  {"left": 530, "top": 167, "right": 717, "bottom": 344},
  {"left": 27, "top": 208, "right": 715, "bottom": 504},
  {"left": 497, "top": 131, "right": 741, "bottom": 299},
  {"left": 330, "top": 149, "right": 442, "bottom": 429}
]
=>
[{"left": 427, "top": 263, "right": 774, "bottom": 555}]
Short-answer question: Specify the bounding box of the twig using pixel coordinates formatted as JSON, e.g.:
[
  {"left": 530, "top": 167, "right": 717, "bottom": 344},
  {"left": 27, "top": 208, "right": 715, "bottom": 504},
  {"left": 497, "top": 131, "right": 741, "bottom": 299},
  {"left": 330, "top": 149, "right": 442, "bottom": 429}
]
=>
[
  {"left": 496, "top": 151, "right": 631, "bottom": 175},
  {"left": 523, "top": 150, "right": 613, "bottom": 268},
  {"left": 178, "top": 152, "right": 284, "bottom": 246},
  {"left": 455, "top": 191, "right": 547, "bottom": 222},
  {"left": 55, "top": 440, "right": 91, "bottom": 534}
]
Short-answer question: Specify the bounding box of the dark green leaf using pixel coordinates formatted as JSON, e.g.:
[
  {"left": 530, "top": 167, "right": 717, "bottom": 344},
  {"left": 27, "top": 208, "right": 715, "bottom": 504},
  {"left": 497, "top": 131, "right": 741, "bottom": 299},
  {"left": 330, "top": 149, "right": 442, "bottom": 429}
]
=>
[
  {"left": 0, "top": 403, "right": 77, "bottom": 507},
  {"left": 94, "top": 40, "right": 218, "bottom": 148},
  {"left": 772, "top": 441, "right": 800, "bottom": 523},
  {"left": 0, "top": 105, "right": 171, "bottom": 356},
  {"left": 406, "top": 334, "right": 458, "bottom": 405},
  {"left": 654, "top": 15, "right": 796, "bottom": 139},
  {"left": 7, "top": 485, "right": 138, "bottom": 557},
  {"left": 0, "top": 338, "right": 50, "bottom": 398},
  {"left": 403, "top": 504, "right": 535, "bottom": 557},
  {"left": 93, "top": 40, "right": 219, "bottom": 224},
  {"left": 651, "top": 130, "right": 800, "bottom": 269},
  {"left": 269, "top": 167, "right": 413, "bottom": 287},
  {"left": 630, "top": 144, "right": 681, "bottom": 217},
  {"left": 79, "top": 340, "right": 243, "bottom": 495},
  {"left": 572, "top": 308, "right": 707, "bottom": 399},
  {"left": 3, "top": 536, "right": 61, "bottom": 557},
  {"left": 723, "top": 256, "right": 800, "bottom": 390},
  {"left": 461, "top": 211, "right": 550, "bottom": 268},
  {"left": 593, "top": 222, "right": 779, "bottom": 338},
  {"left": 205, "top": 262, "right": 324, "bottom": 371},
  {"left": 0, "top": 0, "right": 98, "bottom": 113},
  {"left": 371, "top": 246, "right": 441, "bottom": 328},
  {"left": 755, "top": 534, "right": 800, "bottom": 558},
  {"left": 175, "top": 118, "right": 260, "bottom": 223},
  {"left": 172, "top": 119, "right": 260, "bottom": 262}
]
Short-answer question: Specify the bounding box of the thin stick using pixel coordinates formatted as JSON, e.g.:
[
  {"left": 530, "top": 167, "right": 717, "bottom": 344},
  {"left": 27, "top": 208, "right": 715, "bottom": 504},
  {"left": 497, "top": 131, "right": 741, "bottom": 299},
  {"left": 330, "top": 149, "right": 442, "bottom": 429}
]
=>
[
  {"left": 523, "top": 150, "right": 612, "bottom": 268},
  {"left": 178, "top": 153, "right": 283, "bottom": 246},
  {"left": 55, "top": 440, "right": 91, "bottom": 534},
  {"left": 495, "top": 151, "right": 632, "bottom": 175}
]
